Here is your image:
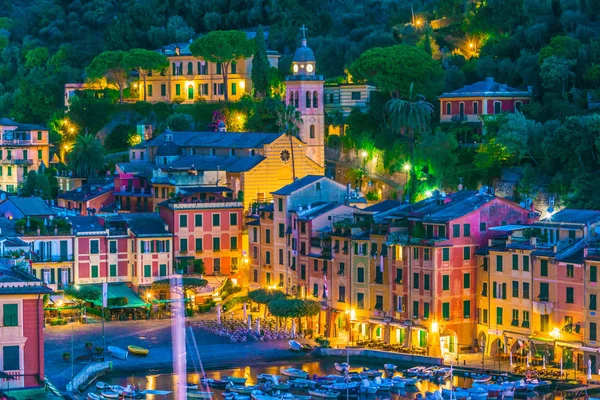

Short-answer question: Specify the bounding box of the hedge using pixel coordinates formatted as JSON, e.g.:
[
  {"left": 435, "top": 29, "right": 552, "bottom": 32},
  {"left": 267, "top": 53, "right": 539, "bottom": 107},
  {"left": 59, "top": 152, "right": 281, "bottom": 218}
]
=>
[{"left": 267, "top": 298, "right": 321, "bottom": 318}]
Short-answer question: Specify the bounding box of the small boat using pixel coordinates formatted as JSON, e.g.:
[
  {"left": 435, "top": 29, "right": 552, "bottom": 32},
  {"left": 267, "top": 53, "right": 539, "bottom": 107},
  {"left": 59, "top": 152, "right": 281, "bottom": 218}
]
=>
[
  {"left": 100, "top": 391, "right": 121, "bottom": 399},
  {"left": 222, "top": 376, "right": 248, "bottom": 385},
  {"left": 467, "top": 387, "right": 489, "bottom": 400},
  {"left": 202, "top": 378, "right": 227, "bottom": 389},
  {"left": 321, "top": 381, "right": 359, "bottom": 394},
  {"left": 433, "top": 368, "right": 452, "bottom": 381},
  {"left": 441, "top": 388, "right": 470, "bottom": 399},
  {"left": 334, "top": 363, "right": 350, "bottom": 373},
  {"left": 224, "top": 394, "right": 250, "bottom": 400},
  {"left": 289, "top": 340, "right": 303, "bottom": 351},
  {"left": 362, "top": 368, "right": 382, "bottom": 378},
  {"left": 373, "top": 377, "right": 392, "bottom": 391},
  {"left": 96, "top": 381, "right": 110, "bottom": 390},
  {"left": 229, "top": 385, "right": 259, "bottom": 395},
  {"left": 258, "top": 374, "right": 282, "bottom": 383},
  {"left": 308, "top": 389, "right": 340, "bottom": 399},
  {"left": 405, "top": 367, "right": 426, "bottom": 377},
  {"left": 128, "top": 345, "right": 149, "bottom": 356},
  {"left": 107, "top": 346, "right": 128, "bottom": 360},
  {"left": 188, "top": 390, "right": 215, "bottom": 398},
  {"left": 87, "top": 394, "right": 102, "bottom": 400},
  {"left": 290, "top": 378, "right": 317, "bottom": 388},
  {"left": 472, "top": 374, "right": 492, "bottom": 383},
  {"left": 268, "top": 382, "right": 292, "bottom": 391},
  {"left": 383, "top": 364, "right": 397, "bottom": 372},
  {"left": 281, "top": 368, "right": 309, "bottom": 379}
]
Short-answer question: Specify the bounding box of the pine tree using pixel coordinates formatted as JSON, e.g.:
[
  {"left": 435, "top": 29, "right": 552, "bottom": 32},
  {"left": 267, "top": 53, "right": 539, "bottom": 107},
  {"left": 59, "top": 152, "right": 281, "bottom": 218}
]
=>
[{"left": 251, "top": 25, "right": 271, "bottom": 97}]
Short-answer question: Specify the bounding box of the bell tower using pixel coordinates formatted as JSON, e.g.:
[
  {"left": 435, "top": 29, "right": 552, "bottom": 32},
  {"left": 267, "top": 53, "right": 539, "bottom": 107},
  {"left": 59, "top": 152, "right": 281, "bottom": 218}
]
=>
[{"left": 285, "top": 25, "right": 325, "bottom": 170}]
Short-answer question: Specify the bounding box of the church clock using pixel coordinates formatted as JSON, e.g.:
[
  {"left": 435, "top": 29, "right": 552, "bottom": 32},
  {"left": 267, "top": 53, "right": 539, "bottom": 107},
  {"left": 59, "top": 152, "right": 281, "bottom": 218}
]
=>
[{"left": 280, "top": 149, "right": 291, "bottom": 163}]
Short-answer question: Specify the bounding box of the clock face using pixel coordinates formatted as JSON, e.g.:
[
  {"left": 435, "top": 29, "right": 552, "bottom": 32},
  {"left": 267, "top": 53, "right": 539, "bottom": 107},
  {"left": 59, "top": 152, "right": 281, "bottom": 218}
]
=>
[
  {"left": 280, "top": 149, "right": 291, "bottom": 163},
  {"left": 307, "top": 64, "right": 314, "bottom": 73},
  {"left": 293, "top": 64, "right": 299, "bottom": 73}
]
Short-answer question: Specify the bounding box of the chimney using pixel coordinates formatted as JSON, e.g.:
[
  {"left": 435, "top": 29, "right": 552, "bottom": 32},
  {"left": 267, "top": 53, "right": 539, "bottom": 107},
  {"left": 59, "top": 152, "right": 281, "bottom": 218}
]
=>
[{"left": 346, "top": 183, "right": 351, "bottom": 203}]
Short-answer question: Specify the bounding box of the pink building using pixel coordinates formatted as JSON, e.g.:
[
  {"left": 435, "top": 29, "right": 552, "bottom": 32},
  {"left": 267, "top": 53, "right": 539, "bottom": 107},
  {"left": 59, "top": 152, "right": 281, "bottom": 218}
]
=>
[
  {"left": 158, "top": 188, "right": 244, "bottom": 282},
  {"left": 438, "top": 77, "right": 531, "bottom": 141},
  {"left": 386, "top": 189, "right": 537, "bottom": 356},
  {"left": 58, "top": 183, "right": 115, "bottom": 215}
]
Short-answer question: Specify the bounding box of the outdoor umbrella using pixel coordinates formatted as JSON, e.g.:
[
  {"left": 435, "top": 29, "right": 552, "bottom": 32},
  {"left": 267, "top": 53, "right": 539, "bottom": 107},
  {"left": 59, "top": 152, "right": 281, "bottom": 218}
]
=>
[
  {"left": 560, "top": 357, "right": 563, "bottom": 377},
  {"left": 256, "top": 317, "right": 260, "bottom": 334},
  {"left": 589, "top": 359, "right": 593, "bottom": 380},
  {"left": 509, "top": 351, "right": 513, "bottom": 369},
  {"left": 217, "top": 303, "right": 221, "bottom": 324},
  {"left": 243, "top": 302, "right": 247, "bottom": 322},
  {"left": 247, "top": 314, "right": 252, "bottom": 330},
  {"left": 291, "top": 319, "right": 296, "bottom": 339}
]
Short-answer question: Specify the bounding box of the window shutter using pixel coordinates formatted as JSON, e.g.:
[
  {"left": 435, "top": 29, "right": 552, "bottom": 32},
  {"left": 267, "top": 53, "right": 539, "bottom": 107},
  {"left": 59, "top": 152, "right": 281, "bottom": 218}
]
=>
[{"left": 502, "top": 282, "right": 507, "bottom": 299}]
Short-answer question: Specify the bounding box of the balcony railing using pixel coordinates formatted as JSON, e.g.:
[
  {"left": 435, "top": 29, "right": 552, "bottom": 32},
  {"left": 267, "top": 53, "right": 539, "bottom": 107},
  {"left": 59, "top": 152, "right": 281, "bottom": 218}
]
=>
[
  {"left": 0, "top": 159, "right": 33, "bottom": 165},
  {"left": 33, "top": 254, "right": 74, "bottom": 262}
]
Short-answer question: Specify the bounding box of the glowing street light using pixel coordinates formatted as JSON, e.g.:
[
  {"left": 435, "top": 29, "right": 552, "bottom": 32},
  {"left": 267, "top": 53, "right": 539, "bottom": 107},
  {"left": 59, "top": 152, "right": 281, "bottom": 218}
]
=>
[
  {"left": 403, "top": 162, "right": 411, "bottom": 172},
  {"left": 415, "top": 18, "right": 423, "bottom": 27},
  {"left": 361, "top": 150, "right": 368, "bottom": 158}
]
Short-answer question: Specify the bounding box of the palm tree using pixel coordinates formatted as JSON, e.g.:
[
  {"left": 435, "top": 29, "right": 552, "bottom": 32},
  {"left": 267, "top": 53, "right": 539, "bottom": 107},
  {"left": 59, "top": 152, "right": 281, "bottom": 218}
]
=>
[
  {"left": 276, "top": 104, "right": 303, "bottom": 181},
  {"left": 68, "top": 134, "right": 105, "bottom": 177},
  {"left": 385, "top": 83, "right": 434, "bottom": 160}
]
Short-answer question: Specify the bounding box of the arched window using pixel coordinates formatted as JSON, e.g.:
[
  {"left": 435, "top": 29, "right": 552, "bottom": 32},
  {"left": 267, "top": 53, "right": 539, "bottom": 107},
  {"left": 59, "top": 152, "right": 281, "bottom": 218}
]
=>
[
  {"left": 459, "top": 102, "right": 465, "bottom": 117},
  {"left": 310, "top": 125, "right": 315, "bottom": 139},
  {"left": 494, "top": 101, "right": 502, "bottom": 114},
  {"left": 313, "top": 91, "right": 318, "bottom": 108},
  {"left": 446, "top": 102, "right": 451, "bottom": 115},
  {"left": 294, "top": 91, "right": 299, "bottom": 108},
  {"left": 306, "top": 91, "right": 312, "bottom": 108},
  {"left": 473, "top": 102, "right": 479, "bottom": 115},
  {"left": 187, "top": 62, "right": 193, "bottom": 75},
  {"left": 289, "top": 91, "right": 295, "bottom": 107},
  {"left": 514, "top": 101, "right": 522, "bottom": 112}
]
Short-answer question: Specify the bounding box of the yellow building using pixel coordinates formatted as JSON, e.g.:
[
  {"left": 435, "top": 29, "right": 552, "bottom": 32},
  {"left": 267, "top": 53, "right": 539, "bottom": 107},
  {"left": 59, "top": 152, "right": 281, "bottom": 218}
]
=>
[
  {"left": 0, "top": 118, "right": 51, "bottom": 193},
  {"left": 142, "top": 41, "right": 280, "bottom": 103}
]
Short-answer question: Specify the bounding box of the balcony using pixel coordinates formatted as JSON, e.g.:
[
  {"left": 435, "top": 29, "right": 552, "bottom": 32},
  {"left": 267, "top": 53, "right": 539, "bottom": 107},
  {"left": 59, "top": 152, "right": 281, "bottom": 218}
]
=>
[
  {"left": 114, "top": 187, "right": 153, "bottom": 197},
  {"left": 33, "top": 254, "right": 74, "bottom": 263},
  {"left": 0, "top": 139, "right": 34, "bottom": 146},
  {"left": 0, "top": 158, "right": 33, "bottom": 165}
]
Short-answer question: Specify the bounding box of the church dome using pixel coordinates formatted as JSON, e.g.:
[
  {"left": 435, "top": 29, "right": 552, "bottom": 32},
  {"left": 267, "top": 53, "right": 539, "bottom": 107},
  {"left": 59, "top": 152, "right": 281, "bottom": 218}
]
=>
[{"left": 293, "top": 39, "right": 315, "bottom": 63}]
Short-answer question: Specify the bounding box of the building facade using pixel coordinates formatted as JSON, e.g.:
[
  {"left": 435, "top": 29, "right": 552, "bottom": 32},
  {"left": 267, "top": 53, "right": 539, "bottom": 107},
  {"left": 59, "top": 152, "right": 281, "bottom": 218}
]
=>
[
  {"left": 0, "top": 264, "right": 51, "bottom": 388},
  {"left": 0, "top": 119, "right": 50, "bottom": 193}
]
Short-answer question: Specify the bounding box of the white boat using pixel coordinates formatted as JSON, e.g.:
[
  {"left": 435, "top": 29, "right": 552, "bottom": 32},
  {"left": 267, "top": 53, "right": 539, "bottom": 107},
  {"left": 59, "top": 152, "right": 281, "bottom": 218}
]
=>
[
  {"left": 405, "top": 367, "right": 426, "bottom": 377},
  {"left": 290, "top": 378, "right": 316, "bottom": 388},
  {"left": 96, "top": 381, "right": 110, "bottom": 390},
  {"left": 467, "top": 387, "right": 489, "bottom": 400},
  {"left": 100, "top": 391, "right": 121, "bottom": 399},
  {"left": 434, "top": 368, "right": 452, "bottom": 381},
  {"left": 289, "top": 340, "right": 303, "bottom": 351},
  {"left": 383, "top": 364, "right": 397, "bottom": 372},
  {"left": 373, "top": 377, "right": 392, "bottom": 391},
  {"left": 441, "top": 388, "right": 470, "bottom": 399},
  {"left": 87, "top": 394, "right": 102, "bottom": 400},
  {"left": 223, "top": 376, "right": 248, "bottom": 385},
  {"left": 362, "top": 368, "right": 382, "bottom": 378},
  {"left": 268, "top": 382, "right": 291, "bottom": 391},
  {"left": 359, "top": 379, "right": 378, "bottom": 394},
  {"left": 321, "top": 381, "right": 359, "bottom": 393},
  {"left": 107, "top": 346, "right": 128, "bottom": 360},
  {"left": 308, "top": 389, "right": 340, "bottom": 399},
  {"left": 188, "top": 389, "right": 214, "bottom": 398},
  {"left": 334, "top": 363, "right": 350, "bottom": 373},
  {"left": 258, "top": 374, "right": 282, "bottom": 383},
  {"left": 281, "top": 368, "right": 309, "bottom": 379},
  {"left": 228, "top": 385, "right": 258, "bottom": 394},
  {"left": 472, "top": 374, "right": 492, "bottom": 383}
]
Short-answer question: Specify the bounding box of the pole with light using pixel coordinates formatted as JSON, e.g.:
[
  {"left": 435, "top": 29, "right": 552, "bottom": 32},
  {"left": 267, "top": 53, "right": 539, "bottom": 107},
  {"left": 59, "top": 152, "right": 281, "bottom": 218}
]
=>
[
  {"left": 360, "top": 150, "right": 368, "bottom": 190},
  {"left": 403, "top": 162, "right": 411, "bottom": 202}
]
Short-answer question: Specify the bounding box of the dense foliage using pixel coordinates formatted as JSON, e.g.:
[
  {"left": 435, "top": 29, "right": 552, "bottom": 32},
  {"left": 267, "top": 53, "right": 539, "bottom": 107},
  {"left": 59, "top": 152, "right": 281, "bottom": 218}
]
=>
[
  {"left": 267, "top": 298, "right": 321, "bottom": 318},
  {"left": 248, "top": 288, "right": 287, "bottom": 304}
]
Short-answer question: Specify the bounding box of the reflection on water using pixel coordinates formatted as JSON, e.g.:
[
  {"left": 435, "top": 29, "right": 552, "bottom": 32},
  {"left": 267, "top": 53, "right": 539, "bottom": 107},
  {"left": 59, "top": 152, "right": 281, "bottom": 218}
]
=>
[{"left": 97, "top": 359, "right": 560, "bottom": 400}]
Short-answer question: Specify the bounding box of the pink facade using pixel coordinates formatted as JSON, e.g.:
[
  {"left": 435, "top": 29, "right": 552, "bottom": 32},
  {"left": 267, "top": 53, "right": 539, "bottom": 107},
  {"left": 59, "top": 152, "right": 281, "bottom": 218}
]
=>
[
  {"left": 22, "top": 298, "right": 44, "bottom": 387},
  {"left": 75, "top": 235, "right": 129, "bottom": 282},
  {"left": 159, "top": 194, "right": 244, "bottom": 279}
]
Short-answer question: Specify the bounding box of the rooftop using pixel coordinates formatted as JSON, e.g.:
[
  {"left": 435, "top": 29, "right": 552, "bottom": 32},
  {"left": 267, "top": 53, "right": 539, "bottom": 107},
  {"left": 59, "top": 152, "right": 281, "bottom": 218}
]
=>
[
  {"left": 271, "top": 175, "right": 326, "bottom": 196},
  {"left": 120, "top": 213, "right": 171, "bottom": 237},
  {"left": 295, "top": 202, "right": 343, "bottom": 221},
  {"left": 1, "top": 196, "right": 56, "bottom": 217},
  {"left": 0, "top": 261, "right": 52, "bottom": 295},
  {"left": 178, "top": 186, "right": 233, "bottom": 195},
  {"left": 58, "top": 183, "right": 114, "bottom": 202},
  {"left": 0, "top": 117, "right": 47, "bottom": 131},
  {"left": 363, "top": 200, "right": 403, "bottom": 214},
  {"left": 165, "top": 155, "right": 266, "bottom": 173},
  {"left": 439, "top": 77, "right": 531, "bottom": 99},
  {"left": 69, "top": 216, "right": 105, "bottom": 234},
  {"left": 539, "top": 209, "right": 600, "bottom": 225},
  {"left": 147, "top": 130, "right": 281, "bottom": 149}
]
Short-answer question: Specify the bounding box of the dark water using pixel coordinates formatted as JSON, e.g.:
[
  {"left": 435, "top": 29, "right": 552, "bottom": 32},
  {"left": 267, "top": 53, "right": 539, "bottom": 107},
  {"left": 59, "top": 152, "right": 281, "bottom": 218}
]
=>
[{"left": 91, "top": 359, "right": 560, "bottom": 400}]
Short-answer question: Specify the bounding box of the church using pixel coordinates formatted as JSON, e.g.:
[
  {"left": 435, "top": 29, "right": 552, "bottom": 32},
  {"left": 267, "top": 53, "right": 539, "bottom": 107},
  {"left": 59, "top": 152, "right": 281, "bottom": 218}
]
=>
[{"left": 118, "top": 33, "right": 326, "bottom": 211}]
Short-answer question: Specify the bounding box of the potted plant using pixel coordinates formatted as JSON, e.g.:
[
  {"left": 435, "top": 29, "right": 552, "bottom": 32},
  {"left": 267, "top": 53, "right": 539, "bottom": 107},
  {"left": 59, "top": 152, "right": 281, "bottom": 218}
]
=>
[
  {"left": 63, "top": 352, "right": 71, "bottom": 362},
  {"left": 85, "top": 342, "right": 93, "bottom": 351}
]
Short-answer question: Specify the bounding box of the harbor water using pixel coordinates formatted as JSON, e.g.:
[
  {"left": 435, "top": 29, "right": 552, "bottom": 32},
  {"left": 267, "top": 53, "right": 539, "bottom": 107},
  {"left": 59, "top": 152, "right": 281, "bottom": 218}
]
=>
[{"left": 90, "top": 359, "right": 561, "bottom": 400}]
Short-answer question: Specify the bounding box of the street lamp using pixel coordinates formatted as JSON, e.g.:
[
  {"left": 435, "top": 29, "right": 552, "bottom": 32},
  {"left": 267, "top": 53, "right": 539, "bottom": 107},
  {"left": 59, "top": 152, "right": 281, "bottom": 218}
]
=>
[{"left": 403, "top": 162, "right": 411, "bottom": 202}]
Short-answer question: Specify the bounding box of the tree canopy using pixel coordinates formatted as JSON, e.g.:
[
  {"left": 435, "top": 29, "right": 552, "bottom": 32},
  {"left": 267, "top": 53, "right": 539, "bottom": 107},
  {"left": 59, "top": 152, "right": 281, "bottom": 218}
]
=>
[
  {"left": 248, "top": 288, "right": 287, "bottom": 304},
  {"left": 190, "top": 30, "right": 255, "bottom": 100},
  {"left": 87, "top": 51, "right": 129, "bottom": 103},
  {"left": 267, "top": 298, "right": 321, "bottom": 318},
  {"left": 349, "top": 44, "right": 445, "bottom": 100}
]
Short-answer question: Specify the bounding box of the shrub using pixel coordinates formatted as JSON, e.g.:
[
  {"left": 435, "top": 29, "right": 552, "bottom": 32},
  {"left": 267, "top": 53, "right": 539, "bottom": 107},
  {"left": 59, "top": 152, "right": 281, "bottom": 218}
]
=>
[
  {"left": 365, "top": 191, "right": 381, "bottom": 201},
  {"left": 197, "top": 304, "right": 212, "bottom": 313},
  {"left": 50, "top": 317, "right": 68, "bottom": 326}
]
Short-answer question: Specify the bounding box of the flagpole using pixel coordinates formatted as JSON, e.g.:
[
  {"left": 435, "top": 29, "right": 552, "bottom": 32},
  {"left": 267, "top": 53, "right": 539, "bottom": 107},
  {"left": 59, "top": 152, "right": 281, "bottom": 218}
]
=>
[{"left": 102, "top": 280, "right": 107, "bottom": 358}]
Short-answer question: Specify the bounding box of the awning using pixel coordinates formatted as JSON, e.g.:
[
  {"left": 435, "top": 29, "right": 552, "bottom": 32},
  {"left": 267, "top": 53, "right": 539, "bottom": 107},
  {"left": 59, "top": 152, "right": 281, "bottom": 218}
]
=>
[
  {"left": 556, "top": 340, "right": 583, "bottom": 349},
  {"left": 530, "top": 336, "right": 555, "bottom": 344},
  {"left": 580, "top": 346, "right": 600, "bottom": 353},
  {"left": 504, "top": 331, "right": 530, "bottom": 341},
  {"left": 89, "top": 284, "right": 148, "bottom": 309},
  {"left": 151, "top": 298, "right": 191, "bottom": 304},
  {"left": 488, "top": 329, "right": 503, "bottom": 336},
  {"left": 389, "top": 322, "right": 408, "bottom": 329},
  {"left": 369, "top": 318, "right": 386, "bottom": 325}
]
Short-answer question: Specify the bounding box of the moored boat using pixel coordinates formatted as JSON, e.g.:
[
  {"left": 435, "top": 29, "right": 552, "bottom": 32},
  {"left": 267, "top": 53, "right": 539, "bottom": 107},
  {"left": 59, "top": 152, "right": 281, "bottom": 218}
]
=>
[
  {"left": 308, "top": 389, "right": 340, "bottom": 399},
  {"left": 188, "top": 389, "right": 214, "bottom": 398},
  {"left": 228, "top": 385, "right": 258, "bottom": 394},
  {"left": 87, "top": 393, "right": 102, "bottom": 400},
  {"left": 100, "top": 391, "right": 121, "bottom": 399},
  {"left": 334, "top": 363, "right": 350, "bottom": 373},
  {"left": 107, "top": 346, "right": 128, "bottom": 360},
  {"left": 405, "top": 367, "right": 426, "bottom": 377},
  {"left": 362, "top": 368, "right": 382, "bottom": 378},
  {"left": 281, "top": 368, "right": 310, "bottom": 379},
  {"left": 127, "top": 345, "right": 149, "bottom": 356},
  {"left": 384, "top": 364, "right": 397, "bottom": 372},
  {"left": 96, "top": 381, "right": 110, "bottom": 390},
  {"left": 222, "top": 376, "right": 248, "bottom": 385},
  {"left": 472, "top": 374, "right": 492, "bottom": 383}
]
